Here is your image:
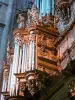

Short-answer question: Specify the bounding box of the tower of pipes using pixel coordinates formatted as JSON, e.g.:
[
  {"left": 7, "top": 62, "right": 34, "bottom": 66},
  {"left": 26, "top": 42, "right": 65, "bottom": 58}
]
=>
[{"left": 1, "top": 2, "right": 60, "bottom": 99}]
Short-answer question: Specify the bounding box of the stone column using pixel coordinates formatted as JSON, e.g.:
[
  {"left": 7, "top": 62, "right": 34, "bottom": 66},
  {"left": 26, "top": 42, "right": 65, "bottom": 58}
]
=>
[{"left": 0, "top": 0, "right": 14, "bottom": 95}]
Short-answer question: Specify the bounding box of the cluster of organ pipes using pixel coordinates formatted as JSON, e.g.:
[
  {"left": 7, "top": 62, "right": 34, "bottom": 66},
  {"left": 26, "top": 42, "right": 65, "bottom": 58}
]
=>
[
  {"left": 1, "top": 32, "right": 35, "bottom": 97},
  {"left": 35, "top": 0, "right": 54, "bottom": 17}
]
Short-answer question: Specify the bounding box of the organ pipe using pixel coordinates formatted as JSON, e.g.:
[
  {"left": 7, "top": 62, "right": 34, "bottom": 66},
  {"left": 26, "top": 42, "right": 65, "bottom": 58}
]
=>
[
  {"left": 52, "top": 0, "right": 54, "bottom": 15},
  {"left": 28, "top": 41, "right": 32, "bottom": 70},
  {"left": 22, "top": 44, "right": 25, "bottom": 73},
  {"left": 32, "top": 41, "right": 35, "bottom": 70},
  {"left": 8, "top": 64, "right": 12, "bottom": 91},
  {"left": 18, "top": 48, "right": 22, "bottom": 73},
  {"left": 46, "top": 0, "right": 50, "bottom": 14},
  {"left": 24, "top": 44, "right": 28, "bottom": 71},
  {"left": 25, "top": 45, "right": 28, "bottom": 71}
]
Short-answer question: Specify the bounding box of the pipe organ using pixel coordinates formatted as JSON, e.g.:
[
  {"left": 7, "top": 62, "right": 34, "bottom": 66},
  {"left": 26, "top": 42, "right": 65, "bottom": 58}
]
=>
[{"left": 1, "top": 4, "right": 60, "bottom": 100}]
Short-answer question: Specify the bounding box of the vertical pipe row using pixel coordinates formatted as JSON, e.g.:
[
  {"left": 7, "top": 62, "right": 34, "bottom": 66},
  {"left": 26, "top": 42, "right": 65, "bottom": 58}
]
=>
[
  {"left": 0, "top": 0, "right": 14, "bottom": 95},
  {"left": 35, "top": 0, "right": 55, "bottom": 16},
  {"left": 10, "top": 43, "right": 19, "bottom": 96}
]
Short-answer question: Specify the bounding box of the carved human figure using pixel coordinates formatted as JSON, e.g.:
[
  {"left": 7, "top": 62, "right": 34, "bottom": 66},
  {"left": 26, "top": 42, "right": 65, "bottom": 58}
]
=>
[{"left": 17, "top": 13, "right": 25, "bottom": 28}]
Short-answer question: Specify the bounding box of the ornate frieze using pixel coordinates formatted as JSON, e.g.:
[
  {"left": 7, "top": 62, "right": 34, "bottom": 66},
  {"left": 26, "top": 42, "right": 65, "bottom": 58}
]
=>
[
  {"left": 37, "top": 34, "right": 55, "bottom": 47},
  {"left": 37, "top": 34, "right": 58, "bottom": 62}
]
